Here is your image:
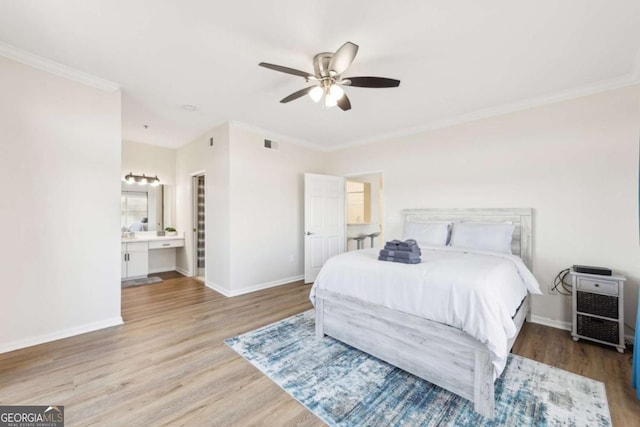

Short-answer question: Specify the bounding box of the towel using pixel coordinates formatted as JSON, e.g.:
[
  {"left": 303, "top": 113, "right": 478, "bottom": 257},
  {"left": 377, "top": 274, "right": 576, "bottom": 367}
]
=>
[
  {"left": 378, "top": 256, "right": 421, "bottom": 264},
  {"left": 379, "top": 249, "right": 421, "bottom": 259},
  {"left": 385, "top": 239, "right": 420, "bottom": 251},
  {"left": 383, "top": 245, "right": 421, "bottom": 254},
  {"left": 386, "top": 239, "right": 418, "bottom": 248}
]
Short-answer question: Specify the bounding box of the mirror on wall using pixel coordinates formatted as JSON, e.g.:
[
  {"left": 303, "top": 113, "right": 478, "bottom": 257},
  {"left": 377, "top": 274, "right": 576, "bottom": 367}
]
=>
[
  {"left": 346, "top": 181, "right": 371, "bottom": 225},
  {"left": 121, "top": 183, "right": 164, "bottom": 231}
]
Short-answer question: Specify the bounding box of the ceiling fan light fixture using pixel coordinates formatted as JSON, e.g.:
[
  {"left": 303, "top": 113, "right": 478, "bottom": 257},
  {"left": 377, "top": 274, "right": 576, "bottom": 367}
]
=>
[
  {"left": 324, "top": 93, "right": 337, "bottom": 108},
  {"left": 329, "top": 84, "right": 344, "bottom": 101},
  {"left": 260, "top": 41, "right": 400, "bottom": 111},
  {"left": 309, "top": 86, "right": 323, "bottom": 102}
]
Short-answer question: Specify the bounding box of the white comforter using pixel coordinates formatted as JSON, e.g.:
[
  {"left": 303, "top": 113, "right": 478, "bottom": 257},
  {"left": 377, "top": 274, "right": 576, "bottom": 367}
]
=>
[{"left": 309, "top": 246, "right": 542, "bottom": 377}]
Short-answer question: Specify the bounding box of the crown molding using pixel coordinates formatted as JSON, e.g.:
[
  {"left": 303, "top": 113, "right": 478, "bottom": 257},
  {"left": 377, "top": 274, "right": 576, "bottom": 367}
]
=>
[
  {"left": 327, "top": 73, "right": 640, "bottom": 152},
  {"left": 0, "top": 41, "right": 120, "bottom": 92},
  {"left": 229, "top": 120, "right": 328, "bottom": 152}
]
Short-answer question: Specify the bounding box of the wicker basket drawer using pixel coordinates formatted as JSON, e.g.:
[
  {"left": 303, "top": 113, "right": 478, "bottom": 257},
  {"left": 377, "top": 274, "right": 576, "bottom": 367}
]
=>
[
  {"left": 576, "top": 314, "right": 619, "bottom": 344},
  {"left": 576, "top": 291, "right": 618, "bottom": 319}
]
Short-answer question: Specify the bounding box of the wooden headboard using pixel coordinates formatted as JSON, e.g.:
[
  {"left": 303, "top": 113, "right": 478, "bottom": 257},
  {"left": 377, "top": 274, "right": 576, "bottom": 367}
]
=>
[{"left": 402, "top": 208, "right": 533, "bottom": 270}]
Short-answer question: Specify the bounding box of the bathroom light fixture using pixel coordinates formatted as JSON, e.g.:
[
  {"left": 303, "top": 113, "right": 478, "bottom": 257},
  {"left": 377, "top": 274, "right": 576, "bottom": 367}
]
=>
[{"left": 124, "top": 172, "right": 160, "bottom": 186}]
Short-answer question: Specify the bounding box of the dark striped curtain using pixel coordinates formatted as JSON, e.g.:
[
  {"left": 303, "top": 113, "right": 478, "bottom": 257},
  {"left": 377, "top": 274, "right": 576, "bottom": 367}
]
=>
[{"left": 197, "top": 176, "right": 205, "bottom": 268}]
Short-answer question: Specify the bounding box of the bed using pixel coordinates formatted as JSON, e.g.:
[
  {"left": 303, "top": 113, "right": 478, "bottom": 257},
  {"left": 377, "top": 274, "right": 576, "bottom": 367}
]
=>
[{"left": 311, "top": 208, "right": 539, "bottom": 419}]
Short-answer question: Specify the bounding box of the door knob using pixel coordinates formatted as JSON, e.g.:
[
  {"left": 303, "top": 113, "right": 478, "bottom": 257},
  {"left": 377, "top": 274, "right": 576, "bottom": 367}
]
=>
[{"left": 306, "top": 231, "right": 314, "bottom": 235}]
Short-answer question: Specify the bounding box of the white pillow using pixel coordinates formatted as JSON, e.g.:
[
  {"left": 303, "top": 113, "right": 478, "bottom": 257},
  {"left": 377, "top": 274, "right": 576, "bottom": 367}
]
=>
[
  {"left": 449, "top": 222, "right": 515, "bottom": 254},
  {"left": 403, "top": 221, "right": 452, "bottom": 247}
]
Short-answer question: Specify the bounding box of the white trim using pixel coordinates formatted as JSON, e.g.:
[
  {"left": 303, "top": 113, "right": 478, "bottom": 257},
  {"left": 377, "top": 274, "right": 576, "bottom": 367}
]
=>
[
  {"left": 531, "top": 315, "right": 635, "bottom": 346},
  {"left": 529, "top": 315, "right": 571, "bottom": 331},
  {"left": 229, "top": 121, "right": 327, "bottom": 152},
  {"left": 0, "top": 316, "right": 123, "bottom": 354},
  {"left": 0, "top": 41, "right": 121, "bottom": 92},
  {"left": 625, "top": 332, "right": 635, "bottom": 345},
  {"left": 176, "top": 266, "right": 191, "bottom": 277},
  {"left": 205, "top": 280, "right": 232, "bottom": 297},
  {"left": 148, "top": 267, "right": 177, "bottom": 274},
  {"left": 343, "top": 169, "right": 385, "bottom": 178},
  {"left": 206, "top": 275, "right": 305, "bottom": 298},
  {"left": 327, "top": 74, "right": 640, "bottom": 152}
]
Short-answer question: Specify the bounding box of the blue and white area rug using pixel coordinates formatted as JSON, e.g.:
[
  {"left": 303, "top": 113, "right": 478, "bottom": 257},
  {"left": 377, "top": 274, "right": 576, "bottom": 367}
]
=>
[{"left": 225, "top": 311, "right": 611, "bottom": 426}]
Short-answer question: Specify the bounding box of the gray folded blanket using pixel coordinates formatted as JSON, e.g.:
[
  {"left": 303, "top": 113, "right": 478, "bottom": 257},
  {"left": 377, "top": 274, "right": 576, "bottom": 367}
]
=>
[
  {"left": 378, "top": 256, "right": 421, "bottom": 264},
  {"left": 379, "top": 249, "right": 421, "bottom": 259},
  {"left": 386, "top": 239, "right": 418, "bottom": 248},
  {"left": 384, "top": 243, "right": 421, "bottom": 254},
  {"left": 384, "top": 239, "right": 420, "bottom": 252}
]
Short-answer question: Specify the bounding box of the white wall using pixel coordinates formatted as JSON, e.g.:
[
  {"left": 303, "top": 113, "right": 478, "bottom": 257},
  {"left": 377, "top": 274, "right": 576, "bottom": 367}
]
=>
[
  {"left": 174, "top": 122, "right": 326, "bottom": 296},
  {"left": 326, "top": 85, "right": 640, "bottom": 331},
  {"left": 175, "top": 123, "right": 231, "bottom": 290},
  {"left": 228, "top": 125, "right": 326, "bottom": 294},
  {"left": 0, "top": 56, "right": 122, "bottom": 353},
  {"left": 122, "top": 140, "right": 177, "bottom": 227}
]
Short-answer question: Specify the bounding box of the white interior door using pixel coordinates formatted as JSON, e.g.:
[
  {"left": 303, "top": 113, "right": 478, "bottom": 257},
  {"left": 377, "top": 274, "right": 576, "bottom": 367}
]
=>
[{"left": 304, "top": 173, "right": 345, "bottom": 283}]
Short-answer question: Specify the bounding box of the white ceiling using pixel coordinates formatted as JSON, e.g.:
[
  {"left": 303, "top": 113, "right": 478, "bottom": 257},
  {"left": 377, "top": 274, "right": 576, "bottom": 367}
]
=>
[{"left": 1, "top": 0, "right": 639, "bottom": 150}]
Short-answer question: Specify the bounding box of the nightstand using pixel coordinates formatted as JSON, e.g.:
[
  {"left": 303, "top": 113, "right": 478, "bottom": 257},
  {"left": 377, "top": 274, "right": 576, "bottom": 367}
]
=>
[{"left": 570, "top": 270, "right": 625, "bottom": 353}]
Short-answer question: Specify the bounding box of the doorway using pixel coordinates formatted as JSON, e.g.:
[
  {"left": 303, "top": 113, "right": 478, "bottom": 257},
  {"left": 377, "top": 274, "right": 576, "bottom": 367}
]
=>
[
  {"left": 192, "top": 174, "right": 205, "bottom": 281},
  {"left": 345, "top": 172, "right": 384, "bottom": 251}
]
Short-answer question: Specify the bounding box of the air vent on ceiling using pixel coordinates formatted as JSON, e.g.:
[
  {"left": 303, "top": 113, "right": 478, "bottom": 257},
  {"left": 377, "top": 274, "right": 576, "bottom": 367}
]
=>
[{"left": 264, "top": 139, "right": 279, "bottom": 151}]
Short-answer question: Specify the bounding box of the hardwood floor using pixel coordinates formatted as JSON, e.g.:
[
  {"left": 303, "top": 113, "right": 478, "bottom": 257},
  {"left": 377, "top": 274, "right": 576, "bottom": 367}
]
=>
[{"left": 1, "top": 276, "right": 639, "bottom": 426}]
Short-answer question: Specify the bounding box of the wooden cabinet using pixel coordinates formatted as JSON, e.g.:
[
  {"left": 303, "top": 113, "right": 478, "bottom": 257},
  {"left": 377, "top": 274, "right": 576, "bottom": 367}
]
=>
[
  {"left": 122, "top": 242, "right": 149, "bottom": 279},
  {"left": 571, "top": 270, "right": 625, "bottom": 353}
]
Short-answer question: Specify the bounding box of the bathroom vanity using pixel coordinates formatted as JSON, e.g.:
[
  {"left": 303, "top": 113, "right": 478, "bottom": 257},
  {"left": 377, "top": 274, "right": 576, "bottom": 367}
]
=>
[{"left": 121, "top": 233, "right": 185, "bottom": 280}]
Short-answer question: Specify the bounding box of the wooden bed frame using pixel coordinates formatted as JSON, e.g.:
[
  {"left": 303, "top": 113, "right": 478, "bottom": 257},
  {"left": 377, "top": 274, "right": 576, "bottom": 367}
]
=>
[{"left": 315, "top": 208, "right": 533, "bottom": 419}]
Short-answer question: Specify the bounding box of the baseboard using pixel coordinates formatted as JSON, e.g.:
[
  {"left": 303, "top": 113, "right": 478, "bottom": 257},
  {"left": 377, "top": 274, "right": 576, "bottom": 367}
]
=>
[
  {"left": 205, "top": 280, "right": 232, "bottom": 297},
  {"left": 148, "top": 266, "right": 177, "bottom": 274},
  {"left": 206, "top": 275, "right": 305, "bottom": 298},
  {"left": 530, "top": 315, "right": 635, "bottom": 346},
  {"left": 176, "top": 267, "right": 191, "bottom": 277},
  {"left": 625, "top": 333, "right": 635, "bottom": 345},
  {"left": 0, "top": 316, "right": 124, "bottom": 354},
  {"left": 529, "top": 315, "right": 572, "bottom": 331}
]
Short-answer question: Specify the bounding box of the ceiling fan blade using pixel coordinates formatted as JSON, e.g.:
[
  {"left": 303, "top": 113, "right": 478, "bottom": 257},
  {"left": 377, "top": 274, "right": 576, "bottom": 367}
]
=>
[
  {"left": 337, "top": 93, "right": 351, "bottom": 111},
  {"left": 344, "top": 76, "right": 401, "bottom": 88},
  {"left": 280, "top": 86, "right": 315, "bottom": 103},
  {"left": 328, "top": 42, "right": 359, "bottom": 75},
  {"left": 259, "top": 62, "right": 313, "bottom": 79}
]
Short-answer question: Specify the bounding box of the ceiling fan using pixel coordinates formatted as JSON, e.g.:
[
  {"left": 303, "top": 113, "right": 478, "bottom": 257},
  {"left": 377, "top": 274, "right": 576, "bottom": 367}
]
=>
[{"left": 259, "top": 42, "right": 400, "bottom": 111}]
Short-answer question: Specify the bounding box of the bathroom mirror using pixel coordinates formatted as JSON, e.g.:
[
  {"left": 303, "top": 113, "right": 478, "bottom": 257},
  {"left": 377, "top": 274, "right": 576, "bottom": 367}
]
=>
[
  {"left": 346, "top": 181, "right": 371, "bottom": 224},
  {"left": 121, "top": 183, "right": 164, "bottom": 231}
]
